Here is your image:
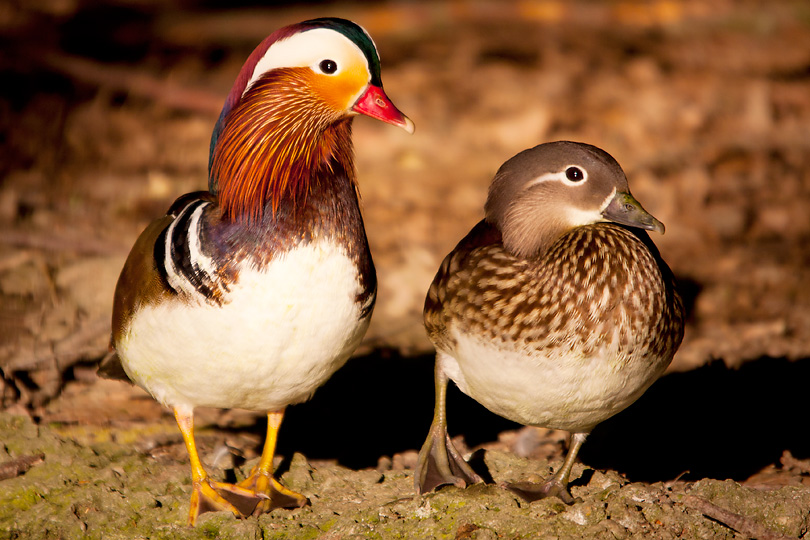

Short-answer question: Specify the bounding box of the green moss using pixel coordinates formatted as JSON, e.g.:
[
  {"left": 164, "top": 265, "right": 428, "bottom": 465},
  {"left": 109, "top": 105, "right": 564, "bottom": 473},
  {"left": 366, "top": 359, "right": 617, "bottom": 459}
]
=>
[
  {"left": 4, "top": 412, "right": 810, "bottom": 540},
  {"left": 317, "top": 517, "right": 337, "bottom": 532},
  {"left": 6, "top": 485, "right": 42, "bottom": 511},
  {"left": 199, "top": 522, "right": 220, "bottom": 538}
]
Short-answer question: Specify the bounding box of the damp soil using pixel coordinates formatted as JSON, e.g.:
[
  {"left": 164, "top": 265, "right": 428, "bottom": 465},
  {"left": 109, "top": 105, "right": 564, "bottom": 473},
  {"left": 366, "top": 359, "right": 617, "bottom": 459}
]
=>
[
  {"left": 2, "top": 1, "right": 810, "bottom": 538},
  {"left": 3, "top": 403, "right": 810, "bottom": 540}
]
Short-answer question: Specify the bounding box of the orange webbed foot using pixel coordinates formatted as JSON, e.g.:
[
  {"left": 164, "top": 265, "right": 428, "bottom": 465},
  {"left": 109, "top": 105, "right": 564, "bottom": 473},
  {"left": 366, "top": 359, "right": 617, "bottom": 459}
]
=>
[
  {"left": 187, "top": 477, "right": 269, "bottom": 525},
  {"left": 236, "top": 467, "right": 309, "bottom": 516}
]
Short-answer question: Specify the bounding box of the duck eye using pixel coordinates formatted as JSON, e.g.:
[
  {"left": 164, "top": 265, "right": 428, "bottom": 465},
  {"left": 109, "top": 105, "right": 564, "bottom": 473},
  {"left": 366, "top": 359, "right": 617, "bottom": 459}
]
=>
[
  {"left": 565, "top": 166, "right": 585, "bottom": 182},
  {"left": 319, "top": 59, "right": 338, "bottom": 74}
]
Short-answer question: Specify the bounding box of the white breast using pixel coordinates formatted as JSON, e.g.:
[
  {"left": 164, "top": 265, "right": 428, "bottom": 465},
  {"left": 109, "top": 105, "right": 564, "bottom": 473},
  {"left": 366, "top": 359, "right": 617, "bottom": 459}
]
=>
[
  {"left": 118, "top": 240, "right": 369, "bottom": 414},
  {"left": 441, "top": 325, "right": 665, "bottom": 433}
]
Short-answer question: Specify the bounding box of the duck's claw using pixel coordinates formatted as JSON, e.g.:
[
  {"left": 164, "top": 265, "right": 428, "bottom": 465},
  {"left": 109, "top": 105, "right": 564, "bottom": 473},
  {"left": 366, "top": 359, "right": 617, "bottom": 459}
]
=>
[
  {"left": 505, "top": 478, "right": 580, "bottom": 505},
  {"left": 237, "top": 468, "right": 309, "bottom": 515},
  {"left": 415, "top": 423, "right": 483, "bottom": 494},
  {"left": 504, "top": 432, "right": 588, "bottom": 506},
  {"left": 188, "top": 478, "right": 268, "bottom": 525}
]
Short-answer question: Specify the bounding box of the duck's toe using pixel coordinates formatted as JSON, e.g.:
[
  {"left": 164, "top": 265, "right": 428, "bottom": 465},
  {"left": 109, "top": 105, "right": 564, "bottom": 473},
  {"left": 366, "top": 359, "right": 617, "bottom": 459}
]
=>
[
  {"left": 237, "top": 468, "right": 309, "bottom": 516},
  {"left": 188, "top": 478, "right": 268, "bottom": 525},
  {"left": 505, "top": 478, "right": 581, "bottom": 505}
]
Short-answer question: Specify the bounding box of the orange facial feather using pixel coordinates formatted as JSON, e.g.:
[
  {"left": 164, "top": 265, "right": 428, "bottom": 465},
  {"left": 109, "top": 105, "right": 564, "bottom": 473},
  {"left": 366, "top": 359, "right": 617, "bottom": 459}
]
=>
[{"left": 210, "top": 69, "right": 355, "bottom": 223}]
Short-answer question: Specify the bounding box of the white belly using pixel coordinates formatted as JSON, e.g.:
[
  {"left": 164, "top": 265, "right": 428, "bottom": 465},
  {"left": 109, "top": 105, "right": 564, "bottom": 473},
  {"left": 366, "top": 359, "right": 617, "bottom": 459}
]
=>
[
  {"left": 117, "top": 241, "right": 369, "bottom": 413},
  {"left": 441, "top": 327, "right": 665, "bottom": 433}
]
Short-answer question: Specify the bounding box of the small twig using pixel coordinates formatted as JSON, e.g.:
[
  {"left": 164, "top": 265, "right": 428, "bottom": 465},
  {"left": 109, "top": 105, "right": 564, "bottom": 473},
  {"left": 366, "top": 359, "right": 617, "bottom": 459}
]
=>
[
  {"left": 0, "top": 454, "right": 45, "bottom": 481},
  {"left": 664, "top": 470, "right": 690, "bottom": 489},
  {"left": 682, "top": 495, "right": 795, "bottom": 540}
]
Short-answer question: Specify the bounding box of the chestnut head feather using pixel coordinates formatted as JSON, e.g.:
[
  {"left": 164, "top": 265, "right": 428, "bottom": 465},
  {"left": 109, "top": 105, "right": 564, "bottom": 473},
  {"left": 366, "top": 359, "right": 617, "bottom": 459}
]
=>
[{"left": 208, "top": 18, "right": 412, "bottom": 223}]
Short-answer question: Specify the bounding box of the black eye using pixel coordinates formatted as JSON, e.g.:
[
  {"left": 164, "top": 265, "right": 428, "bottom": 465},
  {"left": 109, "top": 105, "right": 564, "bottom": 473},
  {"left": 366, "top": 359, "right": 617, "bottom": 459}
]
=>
[
  {"left": 319, "top": 59, "right": 338, "bottom": 74},
  {"left": 565, "top": 166, "right": 585, "bottom": 182}
]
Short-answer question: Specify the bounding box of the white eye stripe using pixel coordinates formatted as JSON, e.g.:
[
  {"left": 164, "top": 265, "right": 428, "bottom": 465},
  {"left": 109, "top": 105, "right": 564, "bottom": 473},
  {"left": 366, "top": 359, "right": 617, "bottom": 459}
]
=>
[
  {"left": 244, "top": 28, "right": 369, "bottom": 96},
  {"left": 524, "top": 166, "right": 590, "bottom": 189},
  {"left": 524, "top": 171, "right": 565, "bottom": 188}
]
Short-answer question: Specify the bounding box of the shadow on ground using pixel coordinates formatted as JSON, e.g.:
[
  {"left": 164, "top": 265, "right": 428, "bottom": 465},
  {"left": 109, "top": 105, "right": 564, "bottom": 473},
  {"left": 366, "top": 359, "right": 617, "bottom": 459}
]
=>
[
  {"left": 583, "top": 356, "right": 810, "bottom": 483},
  {"left": 265, "top": 353, "right": 810, "bottom": 483},
  {"left": 278, "top": 351, "right": 517, "bottom": 468}
]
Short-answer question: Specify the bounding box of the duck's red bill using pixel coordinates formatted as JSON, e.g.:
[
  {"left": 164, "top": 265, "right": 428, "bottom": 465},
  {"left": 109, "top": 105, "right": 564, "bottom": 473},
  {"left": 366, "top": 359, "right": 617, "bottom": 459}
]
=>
[{"left": 352, "top": 85, "right": 414, "bottom": 134}]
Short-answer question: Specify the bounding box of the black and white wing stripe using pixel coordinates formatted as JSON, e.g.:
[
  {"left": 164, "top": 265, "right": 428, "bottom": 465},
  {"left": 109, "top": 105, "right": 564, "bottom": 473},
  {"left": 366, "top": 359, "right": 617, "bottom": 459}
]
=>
[{"left": 154, "top": 199, "right": 228, "bottom": 305}]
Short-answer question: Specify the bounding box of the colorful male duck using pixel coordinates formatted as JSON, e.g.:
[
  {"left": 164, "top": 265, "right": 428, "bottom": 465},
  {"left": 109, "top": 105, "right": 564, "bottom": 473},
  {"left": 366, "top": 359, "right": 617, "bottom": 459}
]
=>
[{"left": 105, "top": 17, "right": 413, "bottom": 525}]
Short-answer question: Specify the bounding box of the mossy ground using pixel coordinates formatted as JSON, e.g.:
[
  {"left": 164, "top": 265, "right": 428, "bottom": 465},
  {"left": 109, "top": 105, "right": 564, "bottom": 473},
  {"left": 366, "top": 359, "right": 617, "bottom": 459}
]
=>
[{"left": 2, "top": 413, "right": 808, "bottom": 540}]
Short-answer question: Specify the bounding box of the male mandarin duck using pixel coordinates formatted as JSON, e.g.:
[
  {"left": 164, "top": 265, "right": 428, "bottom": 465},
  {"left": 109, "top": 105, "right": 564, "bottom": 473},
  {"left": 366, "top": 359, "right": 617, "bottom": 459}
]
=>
[
  {"left": 104, "top": 18, "right": 413, "bottom": 525},
  {"left": 414, "top": 142, "right": 684, "bottom": 502}
]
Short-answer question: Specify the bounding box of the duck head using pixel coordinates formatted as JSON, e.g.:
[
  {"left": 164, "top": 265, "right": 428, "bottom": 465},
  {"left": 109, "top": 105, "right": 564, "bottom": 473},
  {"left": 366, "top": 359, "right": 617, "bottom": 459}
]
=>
[
  {"left": 485, "top": 141, "right": 664, "bottom": 258},
  {"left": 209, "top": 18, "right": 413, "bottom": 222}
]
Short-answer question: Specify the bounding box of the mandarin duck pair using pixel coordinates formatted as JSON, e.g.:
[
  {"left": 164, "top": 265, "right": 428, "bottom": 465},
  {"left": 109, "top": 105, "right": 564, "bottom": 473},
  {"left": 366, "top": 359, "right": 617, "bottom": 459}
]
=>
[{"left": 103, "top": 17, "right": 684, "bottom": 525}]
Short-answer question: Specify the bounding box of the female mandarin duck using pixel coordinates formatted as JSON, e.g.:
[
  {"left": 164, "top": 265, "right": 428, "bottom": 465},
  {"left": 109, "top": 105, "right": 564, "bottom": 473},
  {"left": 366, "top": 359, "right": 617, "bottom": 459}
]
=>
[
  {"left": 415, "top": 142, "right": 683, "bottom": 503},
  {"left": 106, "top": 18, "right": 413, "bottom": 525}
]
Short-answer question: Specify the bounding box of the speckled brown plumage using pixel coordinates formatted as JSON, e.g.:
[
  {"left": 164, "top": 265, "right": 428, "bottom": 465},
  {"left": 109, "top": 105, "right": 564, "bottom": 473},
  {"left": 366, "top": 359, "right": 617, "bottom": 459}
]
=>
[{"left": 426, "top": 221, "right": 683, "bottom": 364}]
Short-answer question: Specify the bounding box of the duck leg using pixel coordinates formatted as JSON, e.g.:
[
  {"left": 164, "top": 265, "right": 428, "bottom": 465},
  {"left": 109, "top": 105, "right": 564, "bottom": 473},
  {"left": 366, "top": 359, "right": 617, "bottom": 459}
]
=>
[
  {"left": 415, "top": 360, "right": 483, "bottom": 494},
  {"left": 174, "top": 409, "right": 264, "bottom": 525},
  {"left": 236, "top": 410, "right": 309, "bottom": 515},
  {"left": 506, "top": 432, "right": 587, "bottom": 505}
]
